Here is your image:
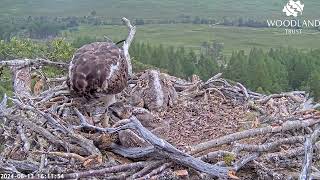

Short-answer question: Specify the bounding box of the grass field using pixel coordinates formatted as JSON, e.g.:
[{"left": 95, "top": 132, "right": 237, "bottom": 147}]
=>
[
  {"left": 1, "top": 0, "right": 320, "bottom": 19},
  {"left": 64, "top": 24, "right": 320, "bottom": 55}
]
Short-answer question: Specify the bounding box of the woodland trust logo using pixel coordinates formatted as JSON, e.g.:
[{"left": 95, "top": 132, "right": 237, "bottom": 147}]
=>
[
  {"left": 282, "top": 0, "right": 304, "bottom": 17},
  {"left": 267, "top": 0, "right": 320, "bottom": 35}
]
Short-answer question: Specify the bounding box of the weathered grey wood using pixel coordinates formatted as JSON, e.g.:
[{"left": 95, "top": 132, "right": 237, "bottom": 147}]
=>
[
  {"left": 300, "top": 136, "right": 313, "bottom": 180},
  {"left": 0, "top": 93, "right": 7, "bottom": 116},
  {"left": 74, "top": 113, "right": 230, "bottom": 178},
  {"left": 234, "top": 136, "right": 305, "bottom": 153},
  {"left": 0, "top": 58, "right": 68, "bottom": 68},
  {"left": 300, "top": 127, "right": 320, "bottom": 180},
  {"left": 110, "top": 143, "right": 155, "bottom": 159},
  {"left": 122, "top": 17, "right": 136, "bottom": 77},
  {"left": 114, "top": 117, "right": 230, "bottom": 178},
  {"left": 191, "top": 119, "right": 320, "bottom": 154},
  {"left": 233, "top": 153, "right": 259, "bottom": 171}
]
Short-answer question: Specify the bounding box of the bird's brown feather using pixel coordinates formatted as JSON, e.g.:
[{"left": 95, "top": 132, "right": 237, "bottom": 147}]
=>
[{"left": 68, "top": 42, "right": 128, "bottom": 97}]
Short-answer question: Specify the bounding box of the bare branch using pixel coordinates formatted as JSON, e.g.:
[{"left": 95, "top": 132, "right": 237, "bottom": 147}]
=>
[
  {"left": 122, "top": 17, "right": 136, "bottom": 77},
  {"left": 236, "top": 82, "right": 249, "bottom": 100},
  {"left": 63, "top": 161, "right": 146, "bottom": 179},
  {"left": 233, "top": 153, "right": 259, "bottom": 171},
  {"left": 0, "top": 93, "right": 7, "bottom": 116},
  {"left": 258, "top": 92, "right": 305, "bottom": 104},
  {"left": 131, "top": 160, "right": 166, "bottom": 179},
  {"left": 191, "top": 118, "right": 320, "bottom": 154},
  {"left": 234, "top": 136, "right": 304, "bottom": 153},
  {"left": 300, "top": 127, "right": 320, "bottom": 180},
  {"left": 137, "top": 162, "right": 172, "bottom": 180},
  {"left": 17, "top": 123, "right": 30, "bottom": 152},
  {"left": 0, "top": 58, "right": 68, "bottom": 68}
]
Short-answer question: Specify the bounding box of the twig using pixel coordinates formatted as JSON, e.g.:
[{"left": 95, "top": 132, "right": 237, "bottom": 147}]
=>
[
  {"left": 131, "top": 160, "right": 166, "bottom": 179},
  {"left": 137, "top": 162, "right": 173, "bottom": 180},
  {"left": 266, "top": 147, "right": 304, "bottom": 160},
  {"left": 233, "top": 153, "right": 259, "bottom": 171},
  {"left": 233, "top": 136, "right": 304, "bottom": 153},
  {"left": 17, "top": 123, "right": 30, "bottom": 152},
  {"left": 200, "top": 151, "right": 236, "bottom": 162},
  {"left": 74, "top": 108, "right": 117, "bottom": 133},
  {"left": 0, "top": 93, "right": 7, "bottom": 116},
  {"left": 6, "top": 115, "right": 68, "bottom": 150},
  {"left": 74, "top": 115, "right": 230, "bottom": 178},
  {"left": 46, "top": 77, "right": 67, "bottom": 83},
  {"left": 204, "top": 73, "right": 223, "bottom": 85},
  {"left": 110, "top": 143, "right": 155, "bottom": 159},
  {"left": 236, "top": 82, "right": 249, "bottom": 100},
  {"left": 115, "top": 117, "right": 230, "bottom": 178},
  {"left": 0, "top": 58, "right": 68, "bottom": 68},
  {"left": 11, "top": 98, "right": 69, "bottom": 134},
  {"left": 191, "top": 118, "right": 320, "bottom": 154},
  {"left": 253, "top": 160, "right": 285, "bottom": 180},
  {"left": 258, "top": 92, "right": 304, "bottom": 104},
  {"left": 63, "top": 161, "right": 146, "bottom": 179},
  {"left": 37, "top": 137, "right": 47, "bottom": 173},
  {"left": 300, "top": 127, "right": 320, "bottom": 180},
  {"left": 122, "top": 17, "right": 136, "bottom": 77},
  {"left": 300, "top": 136, "right": 313, "bottom": 180}
]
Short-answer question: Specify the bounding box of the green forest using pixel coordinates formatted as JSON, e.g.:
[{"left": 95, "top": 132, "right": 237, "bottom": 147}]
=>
[
  {"left": 0, "top": 0, "right": 319, "bottom": 102},
  {"left": 0, "top": 38, "right": 319, "bottom": 101}
]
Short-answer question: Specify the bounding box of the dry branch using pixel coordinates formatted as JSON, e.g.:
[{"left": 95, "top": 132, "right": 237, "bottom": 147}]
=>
[
  {"left": 63, "top": 161, "right": 146, "bottom": 179},
  {"left": 191, "top": 119, "right": 320, "bottom": 154},
  {"left": 300, "top": 127, "right": 320, "bottom": 180},
  {"left": 122, "top": 17, "right": 136, "bottom": 77},
  {"left": 0, "top": 58, "right": 68, "bottom": 68},
  {"left": 234, "top": 136, "right": 304, "bottom": 153},
  {"left": 258, "top": 92, "right": 305, "bottom": 104}
]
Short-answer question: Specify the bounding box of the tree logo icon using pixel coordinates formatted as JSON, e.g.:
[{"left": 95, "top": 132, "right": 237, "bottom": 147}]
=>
[{"left": 283, "top": 0, "right": 305, "bottom": 17}]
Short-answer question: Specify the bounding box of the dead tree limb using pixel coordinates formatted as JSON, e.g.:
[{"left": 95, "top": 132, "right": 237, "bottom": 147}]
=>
[
  {"left": 63, "top": 161, "right": 146, "bottom": 179},
  {"left": 11, "top": 66, "right": 32, "bottom": 97},
  {"left": 200, "top": 151, "right": 236, "bottom": 162},
  {"left": 234, "top": 136, "right": 304, "bottom": 153},
  {"left": 6, "top": 115, "right": 69, "bottom": 150},
  {"left": 0, "top": 93, "right": 7, "bottom": 116},
  {"left": 11, "top": 98, "right": 69, "bottom": 134},
  {"left": 233, "top": 153, "right": 259, "bottom": 171},
  {"left": 110, "top": 143, "right": 155, "bottom": 159},
  {"left": 131, "top": 160, "right": 166, "bottom": 179},
  {"left": 258, "top": 92, "right": 305, "bottom": 104},
  {"left": 236, "top": 82, "right": 249, "bottom": 100},
  {"left": 204, "top": 73, "right": 223, "bottom": 85},
  {"left": 0, "top": 58, "right": 68, "bottom": 68},
  {"left": 73, "top": 112, "right": 231, "bottom": 178},
  {"left": 300, "top": 136, "right": 313, "bottom": 180},
  {"left": 253, "top": 160, "right": 285, "bottom": 179},
  {"left": 17, "top": 123, "right": 30, "bottom": 152},
  {"left": 137, "top": 162, "right": 173, "bottom": 180},
  {"left": 191, "top": 119, "right": 320, "bottom": 154},
  {"left": 300, "top": 127, "right": 320, "bottom": 180},
  {"left": 122, "top": 17, "right": 136, "bottom": 77}
]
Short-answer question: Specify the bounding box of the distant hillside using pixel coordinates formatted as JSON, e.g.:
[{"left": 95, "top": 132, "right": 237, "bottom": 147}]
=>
[{"left": 1, "top": 0, "right": 320, "bottom": 19}]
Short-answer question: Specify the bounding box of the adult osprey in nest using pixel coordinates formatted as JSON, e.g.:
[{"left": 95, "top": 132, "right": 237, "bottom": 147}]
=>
[{"left": 68, "top": 42, "right": 128, "bottom": 106}]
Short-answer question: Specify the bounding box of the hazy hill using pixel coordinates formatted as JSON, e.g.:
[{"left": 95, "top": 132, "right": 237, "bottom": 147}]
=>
[{"left": 1, "top": 0, "right": 320, "bottom": 19}]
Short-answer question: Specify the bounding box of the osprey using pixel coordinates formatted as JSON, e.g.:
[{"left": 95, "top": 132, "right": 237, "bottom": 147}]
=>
[{"left": 68, "top": 42, "right": 128, "bottom": 106}]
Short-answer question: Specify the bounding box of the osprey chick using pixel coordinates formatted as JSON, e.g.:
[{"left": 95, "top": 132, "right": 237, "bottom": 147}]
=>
[{"left": 68, "top": 42, "right": 128, "bottom": 106}]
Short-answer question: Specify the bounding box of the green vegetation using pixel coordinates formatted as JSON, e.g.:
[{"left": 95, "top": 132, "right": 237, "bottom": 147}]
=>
[
  {"left": 128, "top": 41, "right": 320, "bottom": 100},
  {"left": 0, "top": 38, "right": 74, "bottom": 97},
  {"left": 1, "top": 37, "right": 320, "bottom": 101},
  {"left": 1, "top": 0, "right": 320, "bottom": 19},
  {"left": 1, "top": 1, "right": 319, "bottom": 102},
  {"left": 65, "top": 24, "right": 320, "bottom": 56}
]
